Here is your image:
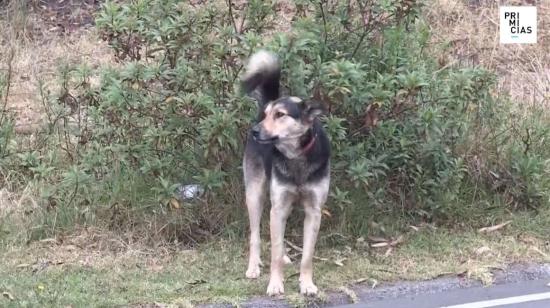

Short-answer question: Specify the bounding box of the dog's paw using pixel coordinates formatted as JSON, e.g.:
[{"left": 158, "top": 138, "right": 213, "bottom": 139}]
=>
[
  {"left": 266, "top": 279, "right": 285, "bottom": 296},
  {"left": 299, "top": 280, "right": 318, "bottom": 296},
  {"left": 246, "top": 261, "right": 262, "bottom": 279}
]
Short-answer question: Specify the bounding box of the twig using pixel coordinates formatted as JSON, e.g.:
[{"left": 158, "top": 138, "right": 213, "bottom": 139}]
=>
[
  {"left": 318, "top": 0, "right": 328, "bottom": 60},
  {"left": 285, "top": 239, "right": 303, "bottom": 252},
  {"left": 238, "top": 2, "right": 248, "bottom": 35},
  {"left": 227, "top": 0, "right": 239, "bottom": 35},
  {"left": 0, "top": 47, "right": 15, "bottom": 125},
  {"left": 350, "top": 31, "right": 368, "bottom": 59},
  {"left": 284, "top": 240, "right": 329, "bottom": 261}
]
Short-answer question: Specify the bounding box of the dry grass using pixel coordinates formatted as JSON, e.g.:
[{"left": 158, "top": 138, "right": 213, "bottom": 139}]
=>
[
  {"left": 0, "top": 1, "right": 114, "bottom": 134},
  {"left": 425, "top": 0, "right": 549, "bottom": 108},
  {"left": 1, "top": 227, "right": 180, "bottom": 270},
  {"left": 0, "top": 184, "right": 40, "bottom": 244}
]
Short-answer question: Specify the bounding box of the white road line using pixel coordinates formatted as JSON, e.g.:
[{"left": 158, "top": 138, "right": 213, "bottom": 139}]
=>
[{"left": 441, "top": 292, "right": 550, "bottom": 308}]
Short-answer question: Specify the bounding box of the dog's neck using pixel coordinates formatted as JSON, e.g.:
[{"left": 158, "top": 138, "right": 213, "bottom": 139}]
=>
[{"left": 275, "top": 128, "right": 316, "bottom": 160}]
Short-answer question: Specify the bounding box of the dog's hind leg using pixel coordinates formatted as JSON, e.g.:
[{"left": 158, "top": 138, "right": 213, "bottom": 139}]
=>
[
  {"left": 299, "top": 178, "right": 329, "bottom": 296},
  {"left": 244, "top": 164, "right": 267, "bottom": 279}
]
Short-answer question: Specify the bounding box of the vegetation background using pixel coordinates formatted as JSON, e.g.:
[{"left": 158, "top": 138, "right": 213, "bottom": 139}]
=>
[{"left": 0, "top": 0, "right": 548, "bottom": 306}]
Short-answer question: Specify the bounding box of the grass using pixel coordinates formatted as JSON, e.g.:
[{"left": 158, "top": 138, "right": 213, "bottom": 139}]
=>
[{"left": 0, "top": 207, "right": 548, "bottom": 307}]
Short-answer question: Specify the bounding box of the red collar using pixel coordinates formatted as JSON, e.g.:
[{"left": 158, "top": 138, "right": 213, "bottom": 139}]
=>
[{"left": 301, "top": 133, "right": 317, "bottom": 155}]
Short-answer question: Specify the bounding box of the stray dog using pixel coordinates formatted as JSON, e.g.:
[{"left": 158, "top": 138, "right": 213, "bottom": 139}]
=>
[{"left": 241, "top": 50, "right": 330, "bottom": 296}]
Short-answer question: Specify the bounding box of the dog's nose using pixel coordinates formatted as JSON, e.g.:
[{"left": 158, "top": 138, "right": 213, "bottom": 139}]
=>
[{"left": 252, "top": 126, "right": 260, "bottom": 138}]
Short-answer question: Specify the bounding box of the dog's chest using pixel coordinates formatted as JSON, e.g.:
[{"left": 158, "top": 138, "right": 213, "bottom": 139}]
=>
[{"left": 273, "top": 157, "right": 318, "bottom": 186}]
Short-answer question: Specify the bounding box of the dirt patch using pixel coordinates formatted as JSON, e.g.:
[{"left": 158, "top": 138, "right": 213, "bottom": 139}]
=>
[{"left": 31, "top": 0, "right": 100, "bottom": 35}]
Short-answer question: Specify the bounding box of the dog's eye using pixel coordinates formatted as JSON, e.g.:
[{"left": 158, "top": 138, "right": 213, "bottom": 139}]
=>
[{"left": 274, "top": 111, "right": 286, "bottom": 119}]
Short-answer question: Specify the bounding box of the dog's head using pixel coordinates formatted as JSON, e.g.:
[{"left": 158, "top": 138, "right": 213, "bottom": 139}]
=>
[{"left": 252, "top": 96, "right": 324, "bottom": 144}]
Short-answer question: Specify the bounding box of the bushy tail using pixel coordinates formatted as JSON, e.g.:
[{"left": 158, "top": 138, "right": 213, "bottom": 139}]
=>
[{"left": 241, "top": 50, "right": 281, "bottom": 106}]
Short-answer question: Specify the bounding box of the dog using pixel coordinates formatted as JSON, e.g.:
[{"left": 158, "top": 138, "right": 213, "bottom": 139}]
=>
[{"left": 241, "top": 50, "right": 330, "bottom": 296}]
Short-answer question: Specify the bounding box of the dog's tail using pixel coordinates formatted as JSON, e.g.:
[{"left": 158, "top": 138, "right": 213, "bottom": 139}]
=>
[{"left": 241, "top": 50, "right": 281, "bottom": 106}]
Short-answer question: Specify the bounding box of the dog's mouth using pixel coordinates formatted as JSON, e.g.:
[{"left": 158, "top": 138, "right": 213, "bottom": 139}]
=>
[{"left": 253, "top": 135, "right": 279, "bottom": 144}]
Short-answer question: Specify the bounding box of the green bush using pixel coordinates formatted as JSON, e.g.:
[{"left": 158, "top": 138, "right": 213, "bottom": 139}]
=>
[{"left": 2, "top": 0, "right": 549, "bottom": 243}]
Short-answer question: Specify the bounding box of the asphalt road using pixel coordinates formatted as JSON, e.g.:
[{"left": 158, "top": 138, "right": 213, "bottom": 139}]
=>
[
  {"left": 337, "top": 278, "right": 550, "bottom": 308},
  {"left": 200, "top": 263, "right": 550, "bottom": 308},
  {"left": 332, "top": 263, "right": 550, "bottom": 308}
]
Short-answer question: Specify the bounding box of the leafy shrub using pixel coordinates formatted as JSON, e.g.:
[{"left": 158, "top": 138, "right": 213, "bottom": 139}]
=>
[{"left": 2, "top": 0, "right": 549, "bottom": 242}]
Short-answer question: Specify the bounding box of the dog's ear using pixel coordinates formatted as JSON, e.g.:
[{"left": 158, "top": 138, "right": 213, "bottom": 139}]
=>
[{"left": 301, "top": 100, "right": 325, "bottom": 123}]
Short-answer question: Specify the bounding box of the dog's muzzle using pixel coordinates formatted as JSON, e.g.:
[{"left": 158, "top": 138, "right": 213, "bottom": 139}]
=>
[{"left": 252, "top": 126, "right": 278, "bottom": 144}]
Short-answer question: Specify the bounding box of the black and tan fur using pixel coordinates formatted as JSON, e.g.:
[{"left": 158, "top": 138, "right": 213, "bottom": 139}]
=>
[{"left": 241, "top": 50, "right": 330, "bottom": 296}]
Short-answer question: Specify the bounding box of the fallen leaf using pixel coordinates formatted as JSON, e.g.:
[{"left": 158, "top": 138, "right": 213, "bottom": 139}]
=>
[
  {"left": 384, "top": 247, "right": 393, "bottom": 257},
  {"left": 314, "top": 256, "right": 329, "bottom": 262},
  {"left": 371, "top": 235, "right": 405, "bottom": 248},
  {"left": 475, "top": 246, "right": 492, "bottom": 256},
  {"left": 367, "top": 236, "right": 388, "bottom": 243},
  {"left": 478, "top": 221, "right": 512, "bottom": 233},
  {"left": 322, "top": 209, "right": 332, "bottom": 218},
  {"left": 39, "top": 238, "right": 57, "bottom": 244},
  {"left": 169, "top": 198, "right": 181, "bottom": 209},
  {"left": 353, "top": 277, "right": 368, "bottom": 284},
  {"left": 2, "top": 292, "right": 14, "bottom": 301},
  {"left": 409, "top": 225, "right": 419, "bottom": 231},
  {"left": 16, "top": 263, "right": 31, "bottom": 269},
  {"left": 364, "top": 103, "right": 380, "bottom": 129},
  {"left": 334, "top": 258, "right": 347, "bottom": 267}
]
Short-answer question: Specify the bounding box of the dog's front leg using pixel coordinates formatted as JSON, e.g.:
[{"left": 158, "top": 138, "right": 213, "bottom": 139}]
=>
[
  {"left": 267, "top": 181, "right": 293, "bottom": 296},
  {"left": 300, "top": 179, "right": 329, "bottom": 296},
  {"left": 299, "top": 202, "right": 321, "bottom": 295}
]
